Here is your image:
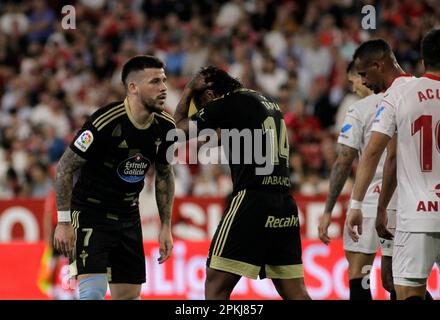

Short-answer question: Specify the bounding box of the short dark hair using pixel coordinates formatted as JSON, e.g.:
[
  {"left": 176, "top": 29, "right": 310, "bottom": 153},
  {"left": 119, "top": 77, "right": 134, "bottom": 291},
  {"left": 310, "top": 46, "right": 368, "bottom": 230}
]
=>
[
  {"left": 353, "top": 39, "right": 393, "bottom": 63},
  {"left": 421, "top": 29, "right": 440, "bottom": 72},
  {"left": 121, "top": 55, "right": 164, "bottom": 86},
  {"left": 199, "top": 66, "right": 243, "bottom": 96},
  {"left": 346, "top": 60, "right": 355, "bottom": 74}
]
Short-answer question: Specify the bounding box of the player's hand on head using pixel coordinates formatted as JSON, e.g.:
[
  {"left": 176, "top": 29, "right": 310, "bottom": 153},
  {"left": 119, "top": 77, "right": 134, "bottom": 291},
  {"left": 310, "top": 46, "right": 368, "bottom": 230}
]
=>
[
  {"left": 157, "top": 227, "right": 173, "bottom": 264},
  {"left": 375, "top": 208, "right": 394, "bottom": 240},
  {"left": 187, "top": 70, "right": 213, "bottom": 92},
  {"left": 318, "top": 213, "right": 332, "bottom": 245},
  {"left": 346, "top": 209, "right": 363, "bottom": 242},
  {"left": 53, "top": 223, "right": 76, "bottom": 258}
]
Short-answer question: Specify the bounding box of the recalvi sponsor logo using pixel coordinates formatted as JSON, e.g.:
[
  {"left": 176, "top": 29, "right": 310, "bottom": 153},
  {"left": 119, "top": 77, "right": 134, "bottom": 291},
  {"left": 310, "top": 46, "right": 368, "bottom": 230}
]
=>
[{"left": 265, "top": 215, "right": 299, "bottom": 228}]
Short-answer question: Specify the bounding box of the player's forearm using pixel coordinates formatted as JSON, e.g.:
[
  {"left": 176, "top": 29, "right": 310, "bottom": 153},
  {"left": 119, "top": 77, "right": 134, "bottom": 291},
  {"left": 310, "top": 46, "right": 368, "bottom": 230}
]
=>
[
  {"left": 352, "top": 149, "right": 384, "bottom": 202},
  {"left": 352, "top": 132, "right": 391, "bottom": 202},
  {"left": 325, "top": 161, "right": 353, "bottom": 214},
  {"left": 155, "top": 164, "right": 175, "bottom": 226},
  {"left": 55, "top": 170, "right": 73, "bottom": 211},
  {"left": 55, "top": 148, "right": 87, "bottom": 212},
  {"left": 174, "top": 87, "right": 194, "bottom": 135},
  {"left": 324, "top": 145, "right": 357, "bottom": 214},
  {"left": 378, "top": 136, "right": 397, "bottom": 210}
]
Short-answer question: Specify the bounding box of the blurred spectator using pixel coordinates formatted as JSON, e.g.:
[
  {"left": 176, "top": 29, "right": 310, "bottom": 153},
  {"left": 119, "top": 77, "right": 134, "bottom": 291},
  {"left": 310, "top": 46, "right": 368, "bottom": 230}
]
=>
[
  {"left": 298, "top": 34, "right": 332, "bottom": 93},
  {"left": 28, "top": 0, "right": 55, "bottom": 43},
  {"left": 285, "top": 98, "right": 322, "bottom": 146},
  {"left": 255, "top": 54, "right": 288, "bottom": 98},
  {"left": 0, "top": 2, "right": 29, "bottom": 36},
  {"left": 306, "top": 75, "right": 337, "bottom": 129},
  {"left": 164, "top": 38, "right": 185, "bottom": 76},
  {"left": 26, "top": 161, "right": 52, "bottom": 197},
  {"left": 289, "top": 150, "right": 305, "bottom": 192},
  {"left": 181, "top": 35, "right": 209, "bottom": 77},
  {"left": 300, "top": 170, "right": 327, "bottom": 196},
  {"left": 215, "top": 0, "right": 245, "bottom": 31},
  {"left": 192, "top": 168, "right": 218, "bottom": 197}
]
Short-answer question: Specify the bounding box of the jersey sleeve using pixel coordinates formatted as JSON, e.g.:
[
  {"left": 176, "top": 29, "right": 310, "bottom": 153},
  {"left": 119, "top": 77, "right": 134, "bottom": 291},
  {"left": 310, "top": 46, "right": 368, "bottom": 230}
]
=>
[
  {"left": 69, "top": 119, "right": 104, "bottom": 160},
  {"left": 337, "top": 107, "right": 363, "bottom": 150},
  {"left": 190, "top": 97, "right": 229, "bottom": 130},
  {"left": 156, "top": 121, "right": 177, "bottom": 165},
  {"left": 371, "top": 93, "right": 398, "bottom": 138}
]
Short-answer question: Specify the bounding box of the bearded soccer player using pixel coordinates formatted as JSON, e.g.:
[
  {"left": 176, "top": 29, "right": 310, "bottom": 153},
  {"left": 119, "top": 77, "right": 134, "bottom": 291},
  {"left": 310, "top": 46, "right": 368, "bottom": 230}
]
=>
[
  {"left": 347, "top": 29, "right": 440, "bottom": 300},
  {"left": 318, "top": 60, "right": 396, "bottom": 300},
  {"left": 53, "top": 55, "right": 175, "bottom": 300}
]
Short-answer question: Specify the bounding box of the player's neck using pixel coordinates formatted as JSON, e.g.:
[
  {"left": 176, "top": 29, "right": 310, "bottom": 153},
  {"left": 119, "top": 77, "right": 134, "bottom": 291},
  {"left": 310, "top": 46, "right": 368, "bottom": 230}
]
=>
[
  {"left": 385, "top": 65, "right": 407, "bottom": 89},
  {"left": 126, "top": 95, "right": 153, "bottom": 125}
]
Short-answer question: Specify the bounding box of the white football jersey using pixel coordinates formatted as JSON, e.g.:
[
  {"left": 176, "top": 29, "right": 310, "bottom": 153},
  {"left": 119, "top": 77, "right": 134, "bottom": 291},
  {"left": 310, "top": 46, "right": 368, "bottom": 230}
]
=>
[
  {"left": 338, "top": 93, "right": 391, "bottom": 216},
  {"left": 372, "top": 74, "right": 440, "bottom": 232}
]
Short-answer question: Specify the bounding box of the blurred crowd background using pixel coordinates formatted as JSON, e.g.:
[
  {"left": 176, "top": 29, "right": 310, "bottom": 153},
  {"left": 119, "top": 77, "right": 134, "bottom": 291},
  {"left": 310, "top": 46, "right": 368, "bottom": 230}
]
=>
[{"left": 0, "top": 0, "right": 439, "bottom": 200}]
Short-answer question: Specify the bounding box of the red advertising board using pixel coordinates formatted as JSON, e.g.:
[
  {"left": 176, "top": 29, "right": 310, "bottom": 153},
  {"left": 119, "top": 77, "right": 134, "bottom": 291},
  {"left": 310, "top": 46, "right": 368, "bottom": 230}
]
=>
[
  {"left": 0, "top": 242, "right": 48, "bottom": 299},
  {"left": 0, "top": 194, "right": 350, "bottom": 242},
  {"left": 0, "top": 240, "right": 438, "bottom": 300},
  {"left": 0, "top": 200, "right": 45, "bottom": 242}
]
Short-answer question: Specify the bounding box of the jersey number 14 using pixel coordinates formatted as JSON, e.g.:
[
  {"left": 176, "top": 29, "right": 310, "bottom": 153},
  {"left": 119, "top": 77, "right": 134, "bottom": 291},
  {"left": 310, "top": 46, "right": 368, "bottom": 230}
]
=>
[{"left": 263, "top": 116, "right": 289, "bottom": 166}]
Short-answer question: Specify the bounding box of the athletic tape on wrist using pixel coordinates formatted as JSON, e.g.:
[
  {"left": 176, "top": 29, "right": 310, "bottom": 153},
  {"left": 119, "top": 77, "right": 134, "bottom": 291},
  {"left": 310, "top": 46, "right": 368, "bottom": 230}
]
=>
[
  {"left": 350, "top": 199, "right": 363, "bottom": 210},
  {"left": 57, "top": 210, "right": 71, "bottom": 223}
]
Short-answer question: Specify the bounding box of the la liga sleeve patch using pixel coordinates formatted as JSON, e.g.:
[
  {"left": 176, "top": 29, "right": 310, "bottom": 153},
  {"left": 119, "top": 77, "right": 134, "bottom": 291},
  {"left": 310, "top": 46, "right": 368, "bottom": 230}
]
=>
[{"left": 74, "top": 130, "right": 94, "bottom": 152}]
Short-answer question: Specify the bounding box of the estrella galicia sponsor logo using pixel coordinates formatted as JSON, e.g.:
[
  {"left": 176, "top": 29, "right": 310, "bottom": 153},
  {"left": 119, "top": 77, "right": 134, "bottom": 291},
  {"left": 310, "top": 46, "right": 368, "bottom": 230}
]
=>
[{"left": 117, "top": 153, "right": 151, "bottom": 183}]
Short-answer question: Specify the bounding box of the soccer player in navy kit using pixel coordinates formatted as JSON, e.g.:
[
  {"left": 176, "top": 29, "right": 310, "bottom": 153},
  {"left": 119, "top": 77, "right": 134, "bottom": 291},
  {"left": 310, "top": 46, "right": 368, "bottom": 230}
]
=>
[
  {"left": 174, "top": 66, "right": 310, "bottom": 300},
  {"left": 53, "top": 55, "right": 175, "bottom": 300}
]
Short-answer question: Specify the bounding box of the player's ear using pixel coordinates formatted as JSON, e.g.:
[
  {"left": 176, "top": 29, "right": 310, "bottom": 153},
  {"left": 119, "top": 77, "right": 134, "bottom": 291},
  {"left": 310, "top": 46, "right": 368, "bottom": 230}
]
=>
[
  {"left": 205, "top": 89, "right": 217, "bottom": 100},
  {"left": 127, "top": 81, "right": 138, "bottom": 95}
]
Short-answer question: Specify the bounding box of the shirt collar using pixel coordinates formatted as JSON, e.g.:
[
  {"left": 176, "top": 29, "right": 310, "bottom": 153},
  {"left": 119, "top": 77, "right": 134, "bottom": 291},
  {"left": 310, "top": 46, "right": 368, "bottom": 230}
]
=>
[
  {"left": 384, "top": 73, "right": 413, "bottom": 91},
  {"left": 422, "top": 73, "right": 440, "bottom": 81}
]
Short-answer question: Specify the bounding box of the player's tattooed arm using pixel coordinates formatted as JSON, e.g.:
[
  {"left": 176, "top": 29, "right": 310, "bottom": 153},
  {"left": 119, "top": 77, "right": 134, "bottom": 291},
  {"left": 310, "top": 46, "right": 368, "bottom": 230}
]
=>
[
  {"left": 155, "top": 163, "right": 175, "bottom": 225},
  {"left": 324, "top": 144, "right": 357, "bottom": 215},
  {"left": 55, "top": 148, "right": 87, "bottom": 212}
]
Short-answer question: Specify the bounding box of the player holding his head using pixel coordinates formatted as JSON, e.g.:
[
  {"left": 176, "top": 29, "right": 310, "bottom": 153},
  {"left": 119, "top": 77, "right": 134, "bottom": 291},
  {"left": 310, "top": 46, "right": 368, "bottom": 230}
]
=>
[
  {"left": 53, "top": 55, "right": 175, "bottom": 300},
  {"left": 174, "top": 66, "right": 310, "bottom": 300},
  {"left": 347, "top": 29, "right": 440, "bottom": 300}
]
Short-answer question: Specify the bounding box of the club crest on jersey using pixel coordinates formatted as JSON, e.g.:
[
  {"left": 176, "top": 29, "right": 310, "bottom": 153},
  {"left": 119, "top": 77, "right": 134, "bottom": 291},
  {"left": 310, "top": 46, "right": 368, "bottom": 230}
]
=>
[
  {"left": 117, "top": 153, "right": 151, "bottom": 183},
  {"left": 74, "top": 130, "right": 94, "bottom": 152}
]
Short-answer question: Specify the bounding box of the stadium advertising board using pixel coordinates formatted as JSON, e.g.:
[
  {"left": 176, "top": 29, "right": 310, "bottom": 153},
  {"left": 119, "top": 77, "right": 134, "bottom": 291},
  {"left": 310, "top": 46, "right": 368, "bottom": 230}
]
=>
[
  {"left": 0, "top": 240, "right": 438, "bottom": 300},
  {"left": 0, "top": 195, "right": 349, "bottom": 242}
]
